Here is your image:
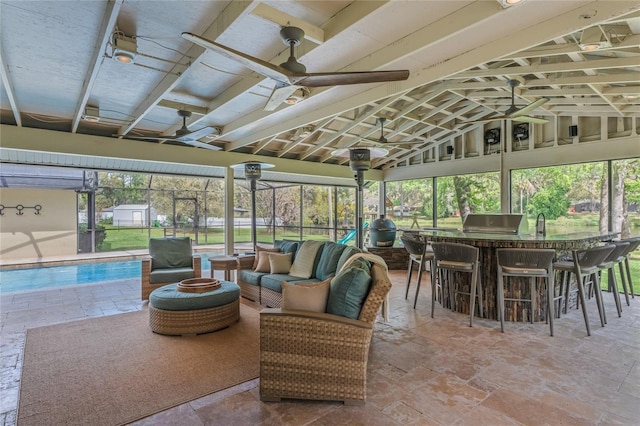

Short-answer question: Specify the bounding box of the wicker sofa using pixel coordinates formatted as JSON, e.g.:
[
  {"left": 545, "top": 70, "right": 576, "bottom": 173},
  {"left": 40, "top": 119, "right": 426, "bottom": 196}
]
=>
[
  {"left": 236, "top": 240, "right": 363, "bottom": 307},
  {"left": 259, "top": 260, "right": 392, "bottom": 405}
]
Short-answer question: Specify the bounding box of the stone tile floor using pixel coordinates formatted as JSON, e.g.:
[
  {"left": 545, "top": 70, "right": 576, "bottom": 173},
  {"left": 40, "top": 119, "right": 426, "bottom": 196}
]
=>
[{"left": 1, "top": 269, "right": 639, "bottom": 425}]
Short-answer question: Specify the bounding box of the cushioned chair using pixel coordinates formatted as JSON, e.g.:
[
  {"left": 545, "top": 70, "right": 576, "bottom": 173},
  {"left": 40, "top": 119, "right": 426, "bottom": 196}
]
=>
[
  {"left": 259, "top": 262, "right": 392, "bottom": 405},
  {"left": 141, "top": 237, "right": 201, "bottom": 300}
]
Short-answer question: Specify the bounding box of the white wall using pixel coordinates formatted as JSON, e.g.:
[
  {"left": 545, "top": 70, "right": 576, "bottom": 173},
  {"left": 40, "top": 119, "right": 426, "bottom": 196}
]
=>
[{"left": 0, "top": 188, "right": 77, "bottom": 261}]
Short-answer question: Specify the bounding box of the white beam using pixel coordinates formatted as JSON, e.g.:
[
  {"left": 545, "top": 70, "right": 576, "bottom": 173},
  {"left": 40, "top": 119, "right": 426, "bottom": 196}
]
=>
[{"left": 71, "top": 0, "right": 123, "bottom": 133}]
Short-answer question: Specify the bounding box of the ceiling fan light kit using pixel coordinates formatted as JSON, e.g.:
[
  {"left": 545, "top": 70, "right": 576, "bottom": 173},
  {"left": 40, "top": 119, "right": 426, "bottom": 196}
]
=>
[{"left": 284, "top": 87, "right": 309, "bottom": 105}]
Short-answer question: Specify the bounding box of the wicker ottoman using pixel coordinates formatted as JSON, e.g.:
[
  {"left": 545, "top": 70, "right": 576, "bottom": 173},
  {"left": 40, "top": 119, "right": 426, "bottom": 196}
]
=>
[{"left": 148, "top": 281, "right": 240, "bottom": 336}]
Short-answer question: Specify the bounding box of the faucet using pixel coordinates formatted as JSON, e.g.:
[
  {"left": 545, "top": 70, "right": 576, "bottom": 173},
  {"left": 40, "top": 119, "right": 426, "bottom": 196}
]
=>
[{"left": 536, "top": 213, "right": 546, "bottom": 237}]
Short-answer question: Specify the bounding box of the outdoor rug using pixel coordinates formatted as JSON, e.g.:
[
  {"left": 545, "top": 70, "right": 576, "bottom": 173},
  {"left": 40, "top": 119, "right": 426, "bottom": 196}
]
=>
[{"left": 17, "top": 303, "right": 260, "bottom": 426}]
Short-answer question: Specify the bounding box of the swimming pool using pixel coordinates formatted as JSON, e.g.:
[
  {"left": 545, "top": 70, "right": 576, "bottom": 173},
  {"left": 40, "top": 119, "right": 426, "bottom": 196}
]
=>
[{"left": 0, "top": 257, "right": 214, "bottom": 293}]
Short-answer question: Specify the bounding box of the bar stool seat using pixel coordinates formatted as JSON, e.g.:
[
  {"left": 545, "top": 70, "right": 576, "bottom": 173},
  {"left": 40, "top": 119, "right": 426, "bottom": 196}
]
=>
[
  {"left": 430, "top": 242, "right": 483, "bottom": 327},
  {"left": 597, "top": 241, "right": 630, "bottom": 318},
  {"left": 617, "top": 237, "right": 640, "bottom": 304},
  {"left": 552, "top": 244, "right": 615, "bottom": 336},
  {"left": 497, "top": 248, "right": 556, "bottom": 336},
  {"left": 400, "top": 234, "right": 434, "bottom": 309}
]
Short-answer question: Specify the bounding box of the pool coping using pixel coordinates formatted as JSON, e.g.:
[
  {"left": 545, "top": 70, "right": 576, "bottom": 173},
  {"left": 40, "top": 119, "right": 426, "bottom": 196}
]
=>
[{"left": 0, "top": 246, "right": 232, "bottom": 270}]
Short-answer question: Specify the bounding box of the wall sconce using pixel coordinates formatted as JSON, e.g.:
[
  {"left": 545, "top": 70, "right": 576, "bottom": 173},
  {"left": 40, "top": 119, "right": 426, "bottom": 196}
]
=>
[{"left": 579, "top": 26, "right": 611, "bottom": 51}]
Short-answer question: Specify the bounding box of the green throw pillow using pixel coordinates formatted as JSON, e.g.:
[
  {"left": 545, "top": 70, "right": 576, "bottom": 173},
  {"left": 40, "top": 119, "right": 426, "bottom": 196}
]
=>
[
  {"left": 336, "top": 245, "right": 363, "bottom": 272},
  {"left": 326, "top": 257, "right": 372, "bottom": 320},
  {"left": 315, "top": 242, "right": 347, "bottom": 281}
]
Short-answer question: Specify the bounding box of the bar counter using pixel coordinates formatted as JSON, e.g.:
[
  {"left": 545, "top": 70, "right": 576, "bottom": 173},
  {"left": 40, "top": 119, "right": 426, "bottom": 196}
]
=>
[{"left": 415, "top": 229, "right": 618, "bottom": 321}]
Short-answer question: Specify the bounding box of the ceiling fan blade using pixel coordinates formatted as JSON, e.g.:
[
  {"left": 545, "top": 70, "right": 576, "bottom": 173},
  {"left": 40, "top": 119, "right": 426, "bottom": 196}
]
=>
[
  {"left": 364, "top": 137, "right": 423, "bottom": 146},
  {"left": 182, "top": 32, "right": 292, "bottom": 84},
  {"left": 512, "top": 116, "right": 549, "bottom": 124},
  {"left": 177, "top": 140, "right": 222, "bottom": 151},
  {"left": 292, "top": 70, "right": 410, "bottom": 87},
  {"left": 116, "top": 134, "right": 171, "bottom": 142},
  {"left": 174, "top": 126, "right": 217, "bottom": 142},
  {"left": 510, "top": 97, "right": 550, "bottom": 117},
  {"left": 457, "top": 115, "right": 509, "bottom": 126},
  {"left": 264, "top": 85, "right": 299, "bottom": 111}
]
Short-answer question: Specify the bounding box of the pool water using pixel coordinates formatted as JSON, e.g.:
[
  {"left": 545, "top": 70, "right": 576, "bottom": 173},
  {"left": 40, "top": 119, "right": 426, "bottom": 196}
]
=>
[{"left": 0, "top": 257, "right": 214, "bottom": 294}]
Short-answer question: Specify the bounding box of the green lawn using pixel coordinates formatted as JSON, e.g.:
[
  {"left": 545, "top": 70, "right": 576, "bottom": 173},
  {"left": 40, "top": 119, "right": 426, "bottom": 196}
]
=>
[{"left": 97, "top": 220, "right": 639, "bottom": 295}]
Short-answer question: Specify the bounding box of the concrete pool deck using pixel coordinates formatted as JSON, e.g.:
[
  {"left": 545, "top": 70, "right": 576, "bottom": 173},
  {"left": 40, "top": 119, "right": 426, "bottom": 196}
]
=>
[{"left": 0, "top": 243, "right": 254, "bottom": 270}]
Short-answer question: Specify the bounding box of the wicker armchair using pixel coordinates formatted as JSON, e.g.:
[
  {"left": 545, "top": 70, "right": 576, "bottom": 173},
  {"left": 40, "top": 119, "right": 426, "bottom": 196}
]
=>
[
  {"left": 141, "top": 237, "right": 201, "bottom": 300},
  {"left": 259, "top": 262, "right": 392, "bottom": 405}
]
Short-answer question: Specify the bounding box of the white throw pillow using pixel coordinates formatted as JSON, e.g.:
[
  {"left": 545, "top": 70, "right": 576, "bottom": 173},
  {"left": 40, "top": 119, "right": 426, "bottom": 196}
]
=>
[
  {"left": 268, "top": 252, "right": 292, "bottom": 274},
  {"left": 289, "top": 241, "right": 324, "bottom": 278},
  {"left": 281, "top": 279, "right": 330, "bottom": 312}
]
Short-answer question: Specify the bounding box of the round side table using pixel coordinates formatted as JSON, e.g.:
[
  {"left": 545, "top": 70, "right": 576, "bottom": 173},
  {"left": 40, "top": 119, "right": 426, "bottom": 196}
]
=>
[{"left": 209, "top": 255, "right": 238, "bottom": 281}]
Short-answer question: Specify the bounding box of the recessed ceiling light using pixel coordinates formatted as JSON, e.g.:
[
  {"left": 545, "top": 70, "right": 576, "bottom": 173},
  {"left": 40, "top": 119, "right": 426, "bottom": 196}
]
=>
[
  {"left": 578, "top": 26, "right": 611, "bottom": 51},
  {"left": 112, "top": 33, "right": 137, "bottom": 64},
  {"left": 82, "top": 106, "right": 100, "bottom": 122},
  {"left": 497, "top": 0, "right": 524, "bottom": 8}
]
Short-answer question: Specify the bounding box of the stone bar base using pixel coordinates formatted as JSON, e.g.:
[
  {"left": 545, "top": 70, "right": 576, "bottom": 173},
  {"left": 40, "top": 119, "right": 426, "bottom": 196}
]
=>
[{"left": 366, "top": 246, "right": 408, "bottom": 270}]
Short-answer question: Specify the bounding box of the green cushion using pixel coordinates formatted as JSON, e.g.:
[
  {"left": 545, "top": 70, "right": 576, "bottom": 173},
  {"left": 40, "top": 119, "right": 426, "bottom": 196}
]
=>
[
  {"left": 237, "top": 269, "right": 267, "bottom": 286},
  {"left": 274, "top": 240, "right": 300, "bottom": 261},
  {"left": 315, "top": 242, "right": 347, "bottom": 281},
  {"left": 149, "top": 237, "right": 192, "bottom": 269},
  {"left": 336, "top": 245, "right": 364, "bottom": 272},
  {"left": 260, "top": 274, "right": 320, "bottom": 292},
  {"left": 149, "top": 268, "right": 195, "bottom": 284},
  {"left": 326, "top": 257, "right": 372, "bottom": 320},
  {"left": 149, "top": 281, "right": 240, "bottom": 311}
]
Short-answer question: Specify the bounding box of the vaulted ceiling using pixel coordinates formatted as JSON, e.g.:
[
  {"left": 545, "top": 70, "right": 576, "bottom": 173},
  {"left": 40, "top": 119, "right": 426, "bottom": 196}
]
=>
[{"left": 1, "top": 1, "right": 639, "bottom": 181}]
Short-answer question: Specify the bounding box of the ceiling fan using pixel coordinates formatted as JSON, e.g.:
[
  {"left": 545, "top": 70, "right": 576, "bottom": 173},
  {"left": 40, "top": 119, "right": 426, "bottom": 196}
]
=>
[
  {"left": 463, "top": 79, "right": 549, "bottom": 125},
  {"left": 360, "top": 118, "right": 424, "bottom": 147},
  {"left": 331, "top": 117, "right": 422, "bottom": 158},
  {"left": 182, "top": 27, "right": 410, "bottom": 111},
  {"left": 120, "top": 110, "right": 222, "bottom": 151}
]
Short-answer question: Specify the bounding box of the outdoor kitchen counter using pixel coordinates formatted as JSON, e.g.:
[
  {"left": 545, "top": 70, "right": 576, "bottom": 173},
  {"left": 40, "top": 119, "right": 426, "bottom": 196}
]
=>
[{"left": 417, "top": 229, "right": 618, "bottom": 321}]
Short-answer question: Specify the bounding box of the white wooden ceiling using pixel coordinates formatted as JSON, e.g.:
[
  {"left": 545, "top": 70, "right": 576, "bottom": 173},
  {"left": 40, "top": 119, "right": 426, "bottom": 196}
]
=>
[{"left": 1, "top": 0, "right": 639, "bottom": 179}]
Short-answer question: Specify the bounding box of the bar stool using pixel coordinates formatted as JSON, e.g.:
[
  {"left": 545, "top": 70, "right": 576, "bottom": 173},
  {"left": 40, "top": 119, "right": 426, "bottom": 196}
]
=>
[
  {"left": 597, "top": 241, "right": 630, "bottom": 318},
  {"left": 553, "top": 244, "right": 615, "bottom": 336},
  {"left": 496, "top": 248, "right": 556, "bottom": 336},
  {"left": 430, "top": 242, "right": 483, "bottom": 327},
  {"left": 618, "top": 237, "right": 640, "bottom": 304},
  {"left": 400, "top": 234, "right": 434, "bottom": 308}
]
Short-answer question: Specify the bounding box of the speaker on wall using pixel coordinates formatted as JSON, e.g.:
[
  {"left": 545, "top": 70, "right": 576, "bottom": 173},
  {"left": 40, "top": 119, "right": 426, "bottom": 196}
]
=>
[
  {"left": 446, "top": 146, "right": 454, "bottom": 155},
  {"left": 569, "top": 125, "right": 578, "bottom": 137}
]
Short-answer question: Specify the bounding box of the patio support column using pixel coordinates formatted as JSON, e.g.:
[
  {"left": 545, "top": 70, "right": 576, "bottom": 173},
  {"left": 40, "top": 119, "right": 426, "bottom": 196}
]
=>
[{"left": 224, "top": 167, "right": 234, "bottom": 255}]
